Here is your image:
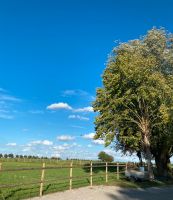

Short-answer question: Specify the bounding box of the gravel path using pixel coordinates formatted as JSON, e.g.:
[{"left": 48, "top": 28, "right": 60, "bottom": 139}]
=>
[{"left": 27, "top": 185, "right": 173, "bottom": 200}]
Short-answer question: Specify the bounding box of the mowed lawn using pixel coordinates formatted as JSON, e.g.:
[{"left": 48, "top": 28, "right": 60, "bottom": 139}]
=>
[{"left": 0, "top": 160, "right": 125, "bottom": 200}]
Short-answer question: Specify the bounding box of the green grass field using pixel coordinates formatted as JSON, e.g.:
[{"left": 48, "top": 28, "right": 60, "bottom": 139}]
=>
[
  {"left": 0, "top": 159, "right": 173, "bottom": 200},
  {"left": 0, "top": 159, "right": 127, "bottom": 200}
]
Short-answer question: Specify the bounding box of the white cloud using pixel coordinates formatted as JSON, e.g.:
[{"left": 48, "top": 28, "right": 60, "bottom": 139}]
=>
[
  {"left": 82, "top": 133, "right": 104, "bottom": 145},
  {"left": 74, "top": 106, "right": 94, "bottom": 113},
  {"left": 47, "top": 102, "right": 72, "bottom": 110},
  {"left": 53, "top": 145, "right": 68, "bottom": 151},
  {"left": 92, "top": 139, "right": 105, "bottom": 145},
  {"left": 30, "top": 140, "right": 53, "bottom": 146},
  {"left": 68, "top": 115, "right": 89, "bottom": 121},
  {"left": 57, "top": 135, "right": 75, "bottom": 141},
  {"left": 87, "top": 144, "right": 93, "bottom": 148},
  {"left": 53, "top": 143, "right": 79, "bottom": 152},
  {"left": 83, "top": 133, "right": 95, "bottom": 139},
  {"left": 6, "top": 143, "right": 17, "bottom": 146},
  {"left": 46, "top": 100, "right": 93, "bottom": 115},
  {"left": 42, "top": 140, "right": 53, "bottom": 145}
]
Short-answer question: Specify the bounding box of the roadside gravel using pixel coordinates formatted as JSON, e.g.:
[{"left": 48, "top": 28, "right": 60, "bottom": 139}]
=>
[{"left": 27, "top": 185, "right": 173, "bottom": 200}]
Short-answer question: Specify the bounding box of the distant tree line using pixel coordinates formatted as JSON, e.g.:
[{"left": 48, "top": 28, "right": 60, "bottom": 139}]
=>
[{"left": 0, "top": 153, "right": 62, "bottom": 160}]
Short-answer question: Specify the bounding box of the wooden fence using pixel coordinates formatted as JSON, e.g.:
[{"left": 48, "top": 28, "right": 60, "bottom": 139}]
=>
[{"left": 0, "top": 162, "right": 127, "bottom": 198}]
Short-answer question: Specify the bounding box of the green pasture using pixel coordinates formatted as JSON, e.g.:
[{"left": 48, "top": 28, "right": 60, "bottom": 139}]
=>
[
  {"left": 0, "top": 160, "right": 173, "bottom": 200},
  {"left": 0, "top": 160, "right": 125, "bottom": 200}
]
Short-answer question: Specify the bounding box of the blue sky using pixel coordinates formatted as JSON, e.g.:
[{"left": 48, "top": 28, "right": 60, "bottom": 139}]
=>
[{"left": 0, "top": 0, "right": 173, "bottom": 161}]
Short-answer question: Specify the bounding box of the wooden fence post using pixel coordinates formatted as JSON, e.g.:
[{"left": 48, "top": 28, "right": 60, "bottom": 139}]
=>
[
  {"left": 40, "top": 163, "right": 45, "bottom": 197},
  {"left": 117, "top": 162, "right": 119, "bottom": 180},
  {"left": 69, "top": 161, "right": 73, "bottom": 190},
  {"left": 106, "top": 162, "right": 108, "bottom": 183},
  {"left": 90, "top": 161, "right": 93, "bottom": 187},
  {"left": 0, "top": 163, "right": 2, "bottom": 170},
  {"left": 125, "top": 162, "right": 128, "bottom": 171}
]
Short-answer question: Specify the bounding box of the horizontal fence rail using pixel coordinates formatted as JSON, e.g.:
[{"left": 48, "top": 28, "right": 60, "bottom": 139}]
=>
[{"left": 0, "top": 161, "right": 129, "bottom": 199}]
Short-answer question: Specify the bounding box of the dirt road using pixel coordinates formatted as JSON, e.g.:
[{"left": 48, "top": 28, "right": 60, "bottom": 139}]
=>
[{"left": 28, "top": 185, "right": 173, "bottom": 200}]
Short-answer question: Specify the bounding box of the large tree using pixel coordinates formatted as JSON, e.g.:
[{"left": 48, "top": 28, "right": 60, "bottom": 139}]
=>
[
  {"left": 93, "top": 28, "right": 173, "bottom": 179},
  {"left": 98, "top": 151, "right": 114, "bottom": 162}
]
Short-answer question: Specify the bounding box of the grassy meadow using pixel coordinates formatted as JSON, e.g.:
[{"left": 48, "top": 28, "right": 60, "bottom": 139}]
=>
[
  {"left": 0, "top": 159, "right": 127, "bottom": 200},
  {"left": 0, "top": 159, "right": 173, "bottom": 200}
]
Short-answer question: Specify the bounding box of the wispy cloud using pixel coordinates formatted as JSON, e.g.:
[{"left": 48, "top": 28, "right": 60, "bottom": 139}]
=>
[
  {"left": 68, "top": 115, "right": 89, "bottom": 121},
  {"left": 57, "top": 135, "right": 75, "bottom": 141},
  {"left": 47, "top": 102, "right": 72, "bottom": 110},
  {"left": 0, "top": 114, "right": 14, "bottom": 119},
  {"left": 22, "top": 147, "right": 32, "bottom": 152},
  {"left": 63, "top": 89, "right": 87, "bottom": 96},
  {"left": 0, "top": 88, "right": 21, "bottom": 119},
  {"left": 62, "top": 90, "right": 80, "bottom": 96},
  {"left": 53, "top": 143, "right": 70, "bottom": 151},
  {"left": 0, "top": 94, "right": 21, "bottom": 102},
  {"left": 62, "top": 89, "right": 94, "bottom": 100},
  {"left": 0, "top": 109, "right": 9, "bottom": 113},
  {"left": 28, "top": 110, "right": 44, "bottom": 114},
  {"left": 71, "top": 125, "right": 85, "bottom": 129},
  {"left": 0, "top": 88, "right": 7, "bottom": 92},
  {"left": 6, "top": 143, "right": 17, "bottom": 146},
  {"left": 22, "top": 128, "right": 29, "bottom": 132},
  {"left": 28, "top": 140, "right": 53, "bottom": 146}
]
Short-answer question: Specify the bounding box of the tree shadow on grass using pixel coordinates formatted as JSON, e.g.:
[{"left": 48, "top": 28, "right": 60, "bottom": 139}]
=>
[{"left": 82, "top": 163, "right": 123, "bottom": 174}]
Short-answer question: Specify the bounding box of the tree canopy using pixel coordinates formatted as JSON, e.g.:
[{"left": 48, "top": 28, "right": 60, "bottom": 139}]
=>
[
  {"left": 98, "top": 151, "right": 114, "bottom": 162},
  {"left": 93, "top": 28, "right": 173, "bottom": 179}
]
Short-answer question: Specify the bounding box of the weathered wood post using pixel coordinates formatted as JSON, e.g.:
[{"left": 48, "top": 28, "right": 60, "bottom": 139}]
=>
[
  {"left": 117, "top": 162, "right": 119, "bottom": 180},
  {"left": 90, "top": 161, "right": 93, "bottom": 187},
  {"left": 106, "top": 162, "right": 108, "bottom": 183},
  {"left": 126, "top": 162, "right": 128, "bottom": 171},
  {"left": 40, "top": 163, "right": 45, "bottom": 197},
  {"left": 69, "top": 161, "right": 73, "bottom": 190},
  {"left": 0, "top": 163, "right": 2, "bottom": 170}
]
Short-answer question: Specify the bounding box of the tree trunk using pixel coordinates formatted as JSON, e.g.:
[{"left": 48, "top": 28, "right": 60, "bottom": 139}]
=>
[
  {"left": 143, "top": 134, "right": 154, "bottom": 181},
  {"left": 137, "top": 151, "right": 143, "bottom": 166},
  {"left": 155, "top": 153, "right": 171, "bottom": 178}
]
